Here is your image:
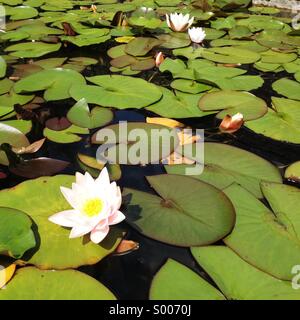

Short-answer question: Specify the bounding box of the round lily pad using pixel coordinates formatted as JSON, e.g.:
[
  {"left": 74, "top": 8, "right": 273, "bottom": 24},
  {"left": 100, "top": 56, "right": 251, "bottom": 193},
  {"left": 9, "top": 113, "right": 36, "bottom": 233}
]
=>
[
  {"left": 5, "top": 42, "right": 61, "bottom": 58},
  {"left": 0, "top": 175, "right": 122, "bottom": 269},
  {"left": 150, "top": 259, "right": 225, "bottom": 300},
  {"left": 272, "top": 78, "right": 300, "bottom": 100},
  {"left": 123, "top": 174, "right": 235, "bottom": 246},
  {"left": 14, "top": 68, "right": 86, "bottom": 101},
  {"left": 0, "top": 207, "right": 36, "bottom": 259},
  {"left": 198, "top": 90, "right": 267, "bottom": 120},
  {"left": 70, "top": 75, "right": 162, "bottom": 109},
  {"left": 0, "top": 267, "right": 116, "bottom": 300}
]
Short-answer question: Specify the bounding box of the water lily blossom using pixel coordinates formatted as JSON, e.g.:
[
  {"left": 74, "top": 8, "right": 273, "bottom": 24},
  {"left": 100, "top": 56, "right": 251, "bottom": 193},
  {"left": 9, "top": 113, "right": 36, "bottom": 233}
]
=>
[
  {"left": 188, "top": 27, "right": 206, "bottom": 43},
  {"left": 219, "top": 113, "right": 244, "bottom": 134},
  {"left": 155, "top": 52, "right": 165, "bottom": 67},
  {"left": 48, "top": 168, "right": 125, "bottom": 244},
  {"left": 166, "top": 13, "right": 194, "bottom": 32}
]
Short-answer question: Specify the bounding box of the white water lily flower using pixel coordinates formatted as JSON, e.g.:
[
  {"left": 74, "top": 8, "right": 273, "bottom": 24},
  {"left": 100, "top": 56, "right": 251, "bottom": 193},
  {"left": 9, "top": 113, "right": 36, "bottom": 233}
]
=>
[
  {"left": 49, "top": 168, "right": 125, "bottom": 244},
  {"left": 188, "top": 27, "right": 206, "bottom": 43},
  {"left": 166, "top": 13, "right": 194, "bottom": 32}
]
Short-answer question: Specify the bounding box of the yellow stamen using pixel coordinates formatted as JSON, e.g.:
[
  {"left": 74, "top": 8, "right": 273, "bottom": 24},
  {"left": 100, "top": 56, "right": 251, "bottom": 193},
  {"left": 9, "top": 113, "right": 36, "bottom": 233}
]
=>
[{"left": 82, "top": 198, "right": 103, "bottom": 217}]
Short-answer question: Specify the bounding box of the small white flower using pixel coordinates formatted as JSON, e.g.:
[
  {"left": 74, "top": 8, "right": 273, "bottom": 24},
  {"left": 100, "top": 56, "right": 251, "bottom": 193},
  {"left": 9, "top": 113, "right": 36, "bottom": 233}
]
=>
[
  {"left": 166, "top": 13, "right": 194, "bottom": 32},
  {"left": 48, "top": 168, "right": 125, "bottom": 244},
  {"left": 188, "top": 27, "right": 206, "bottom": 43},
  {"left": 140, "top": 7, "right": 153, "bottom": 13}
]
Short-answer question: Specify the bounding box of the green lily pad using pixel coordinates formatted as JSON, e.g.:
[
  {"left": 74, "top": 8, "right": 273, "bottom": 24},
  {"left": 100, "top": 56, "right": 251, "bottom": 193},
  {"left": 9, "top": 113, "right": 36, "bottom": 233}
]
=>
[
  {"left": 260, "top": 50, "right": 297, "bottom": 64},
  {"left": 0, "top": 122, "right": 30, "bottom": 165},
  {"left": 165, "top": 142, "right": 282, "bottom": 199},
  {"left": 43, "top": 125, "right": 89, "bottom": 143},
  {"left": 172, "top": 47, "right": 204, "bottom": 60},
  {"left": 128, "top": 16, "right": 162, "bottom": 29},
  {"left": 245, "top": 97, "right": 300, "bottom": 144},
  {"left": 171, "top": 79, "right": 212, "bottom": 94},
  {"left": 202, "top": 47, "right": 260, "bottom": 64},
  {"left": 146, "top": 87, "right": 215, "bottom": 118},
  {"left": 223, "top": 182, "right": 300, "bottom": 280},
  {"left": 149, "top": 259, "right": 225, "bottom": 300},
  {"left": 125, "top": 37, "right": 161, "bottom": 56},
  {"left": 229, "top": 26, "right": 252, "bottom": 39},
  {"left": 14, "top": 68, "right": 86, "bottom": 101},
  {"left": 5, "top": 5, "right": 39, "bottom": 20},
  {"left": 212, "top": 75, "right": 264, "bottom": 91},
  {"left": 285, "top": 161, "right": 300, "bottom": 182},
  {"left": 0, "top": 175, "right": 122, "bottom": 269},
  {"left": 156, "top": 33, "right": 191, "bottom": 49},
  {"left": 0, "top": 207, "right": 36, "bottom": 259},
  {"left": 198, "top": 90, "right": 267, "bottom": 120},
  {"left": 0, "top": 57, "right": 6, "bottom": 78},
  {"left": 272, "top": 78, "right": 300, "bottom": 100},
  {"left": 0, "top": 79, "right": 13, "bottom": 95},
  {"left": 70, "top": 75, "right": 162, "bottom": 109},
  {"left": 0, "top": 267, "right": 116, "bottom": 300},
  {"left": 5, "top": 42, "right": 62, "bottom": 58},
  {"left": 203, "top": 28, "right": 226, "bottom": 40},
  {"left": 2, "top": 119, "right": 32, "bottom": 134},
  {"left": 67, "top": 98, "right": 113, "bottom": 129},
  {"left": 191, "top": 246, "right": 300, "bottom": 300},
  {"left": 92, "top": 122, "right": 179, "bottom": 164},
  {"left": 123, "top": 174, "right": 235, "bottom": 246},
  {"left": 254, "top": 61, "right": 282, "bottom": 72}
]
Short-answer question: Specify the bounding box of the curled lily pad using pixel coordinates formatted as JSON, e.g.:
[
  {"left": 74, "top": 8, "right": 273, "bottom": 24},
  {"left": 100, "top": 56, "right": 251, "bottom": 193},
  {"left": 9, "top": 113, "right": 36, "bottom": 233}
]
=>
[
  {"left": 67, "top": 98, "right": 113, "bottom": 129},
  {"left": 123, "top": 174, "right": 235, "bottom": 246},
  {"left": 0, "top": 176, "right": 122, "bottom": 269},
  {"left": 70, "top": 75, "right": 162, "bottom": 109},
  {"left": 150, "top": 259, "right": 225, "bottom": 300},
  {"left": 0, "top": 267, "right": 116, "bottom": 300},
  {"left": 14, "top": 68, "right": 86, "bottom": 101},
  {"left": 198, "top": 90, "right": 267, "bottom": 120},
  {"left": 0, "top": 207, "right": 36, "bottom": 259},
  {"left": 191, "top": 246, "right": 300, "bottom": 300},
  {"left": 43, "top": 125, "right": 89, "bottom": 143}
]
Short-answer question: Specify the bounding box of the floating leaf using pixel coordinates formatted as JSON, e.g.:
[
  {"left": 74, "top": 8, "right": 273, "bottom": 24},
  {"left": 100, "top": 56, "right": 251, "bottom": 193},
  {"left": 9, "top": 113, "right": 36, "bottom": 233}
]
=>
[
  {"left": 0, "top": 57, "right": 6, "bottom": 78},
  {"left": 150, "top": 259, "right": 225, "bottom": 300},
  {"left": 285, "top": 161, "right": 300, "bottom": 182},
  {"left": 0, "top": 267, "right": 116, "bottom": 300},
  {"left": 191, "top": 246, "right": 300, "bottom": 300},
  {"left": 165, "top": 142, "right": 282, "bottom": 198},
  {"left": 198, "top": 90, "right": 267, "bottom": 120},
  {"left": 0, "top": 176, "right": 122, "bottom": 269},
  {"left": 43, "top": 125, "right": 89, "bottom": 143},
  {"left": 70, "top": 75, "right": 162, "bottom": 109},
  {"left": 123, "top": 174, "right": 235, "bottom": 246},
  {"left": 0, "top": 207, "right": 36, "bottom": 259},
  {"left": 272, "top": 78, "right": 300, "bottom": 100},
  {"left": 5, "top": 42, "right": 61, "bottom": 58},
  {"left": 67, "top": 98, "right": 113, "bottom": 129},
  {"left": 14, "top": 68, "right": 86, "bottom": 101},
  {"left": 125, "top": 37, "right": 161, "bottom": 56}
]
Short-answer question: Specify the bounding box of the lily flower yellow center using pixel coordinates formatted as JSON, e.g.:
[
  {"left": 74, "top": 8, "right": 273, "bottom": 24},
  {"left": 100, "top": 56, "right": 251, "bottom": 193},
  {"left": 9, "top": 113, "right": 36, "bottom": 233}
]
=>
[
  {"left": 82, "top": 198, "right": 103, "bottom": 217},
  {"left": 49, "top": 168, "right": 125, "bottom": 244}
]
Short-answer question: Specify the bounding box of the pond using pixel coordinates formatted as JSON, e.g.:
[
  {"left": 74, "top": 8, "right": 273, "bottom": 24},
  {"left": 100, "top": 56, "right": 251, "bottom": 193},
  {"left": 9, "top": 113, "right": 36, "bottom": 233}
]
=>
[{"left": 0, "top": 0, "right": 300, "bottom": 300}]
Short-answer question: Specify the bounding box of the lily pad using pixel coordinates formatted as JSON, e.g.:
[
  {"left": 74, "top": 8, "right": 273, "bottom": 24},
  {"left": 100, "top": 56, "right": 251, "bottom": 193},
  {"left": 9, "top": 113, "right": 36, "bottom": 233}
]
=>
[
  {"left": 198, "top": 90, "right": 267, "bottom": 120},
  {"left": 149, "top": 259, "right": 225, "bottom": 300},
  {"left": 202, "top": 47, "right": 260, "bottom": 64},
  {"left": 171, "top": 79, "right": 212, "bottom": 94},
  {"left": 0, "top": 207, "right": 36, "bottom": 259},
  {"left": 0, "top": 267, "right": 116, "bottom": 300},
  {"left": 67, "top": 98, "right": 113, "bottom": 129},
  {"left": 0, "top": 57, "right": 6, "bottom": 78},
  {"left": 223, "top": 182, "right": 300, "bottom": 280},
  {"left": 191, "top": 246, "right": 300, "bottom": 300},
  {"left": 14, "top": 68, "right": 86, "bottom": 101},
  {"left": 0, "top": 175, "right": 122, "bottom": 269},
  {"left": 123, "top": 174, "right": 235, "bottom": 246},
  {"left": 125, "top": 37, "right": 161, "bottom": 56},
  {"left": 5, "top": 42, "right": 61, "bottom": 58},
  {"left": 245, "top": 97, "right": 300, "bottom": 144},
  {"left": 43, "top": 125, "right": 89, "bottom": 143},
  {"left": 70, "top": 75, "right": 162, "bottom": 109},
  {"left": 165, "top": 142, "right": 282, "bottom": 199},
  {"left": 273, "top": 78, "right": 300, "bottom": 100}
]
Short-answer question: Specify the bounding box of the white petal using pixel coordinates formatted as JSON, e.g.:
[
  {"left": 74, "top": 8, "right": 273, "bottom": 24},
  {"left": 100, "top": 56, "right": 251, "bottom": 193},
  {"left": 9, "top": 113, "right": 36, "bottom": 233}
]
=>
[
  {"left": 95, "top": 167, "right": 110, "bottom": 187},
  {"left": 108, "top": 210, "right": 125, "bottom": 225},
  {"left": 60, "top": 186, "right": 77, "bottom": 208},
  {"left": 48, "top": 210, "right": 80, "bottom": 227},
  {"left": 90, "top": 224, "right": 110, "bottom": 243},
  {"left": 69, "top": 225, "right": 93, "bottom": 238},
  {"left": 75, "top": 172, "right": 86, "bottom": 186}
]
